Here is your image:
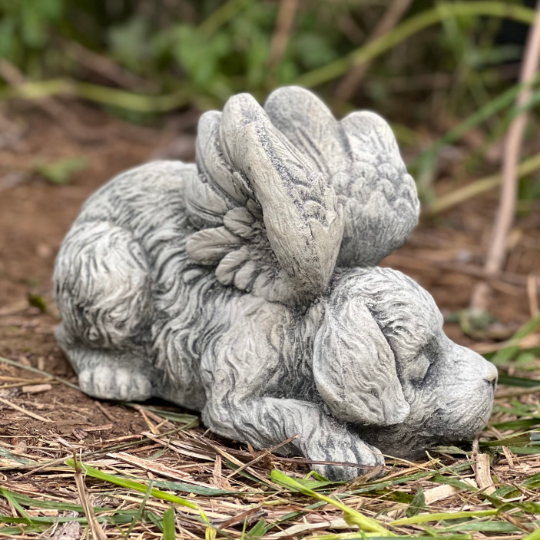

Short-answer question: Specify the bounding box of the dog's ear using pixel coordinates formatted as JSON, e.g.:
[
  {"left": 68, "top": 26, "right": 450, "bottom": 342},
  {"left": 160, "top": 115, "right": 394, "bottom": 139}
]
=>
[{"left": 313, "top": 296, "right": 410, "bottom": 426}]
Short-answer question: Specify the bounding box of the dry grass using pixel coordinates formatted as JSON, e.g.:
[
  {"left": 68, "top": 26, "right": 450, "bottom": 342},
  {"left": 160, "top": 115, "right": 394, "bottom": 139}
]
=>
[{"left": 0, "top": 351, "right": 539, "bottom": 540}]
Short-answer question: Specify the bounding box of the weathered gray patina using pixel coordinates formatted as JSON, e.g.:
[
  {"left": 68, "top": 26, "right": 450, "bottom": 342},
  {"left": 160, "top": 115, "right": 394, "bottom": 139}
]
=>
[{"left": 54, "top": 87, "right": 497, "bottom": 480}]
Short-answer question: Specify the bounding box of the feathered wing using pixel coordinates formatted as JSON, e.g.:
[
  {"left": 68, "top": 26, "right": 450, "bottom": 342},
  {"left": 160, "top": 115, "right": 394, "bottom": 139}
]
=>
[
  {"left": 185, "top": 93, "right": 343, "bottom": 304},
  {"left": 264, "top": 86, "right": 420, "bottom": 268}
]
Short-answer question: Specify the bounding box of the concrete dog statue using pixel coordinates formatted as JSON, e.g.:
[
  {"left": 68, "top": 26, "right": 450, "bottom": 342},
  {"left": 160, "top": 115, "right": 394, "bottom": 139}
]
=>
[{"left": 54, "top": 86, "right": 497, "bottom": 480}]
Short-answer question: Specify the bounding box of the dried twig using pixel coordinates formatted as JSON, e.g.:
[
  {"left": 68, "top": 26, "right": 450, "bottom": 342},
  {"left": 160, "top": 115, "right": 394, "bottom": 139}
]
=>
[
  {"left": 0, "top": 396, "right": 52, "bottom": 423},
  {"left": 335, "top": 0, "right": 412, "bottom": 101},
  {"left": 0, "top": 355, "right": 80, "bottom": 390},
  {"left": 474, "top": 453, "right": 496, "bottom": 495},
  {"left": 94, "top": 400, "right": 116, "bottom": 423},
  {"left": 383, "top": 253, "right": 529, "bottom": 287},
  {"left": 72, "top": 452, "right": 107, "bottom": 540},
  {"left": 65, "top": 41, "right": 154, "bottom": 90},
  {"left": 471, "top": 3, "right": 540, "bottom": 311},
  {"left": 268, "top": 0, "right": 300, "bottom": 67},
  {"left": 424, "top": 152, "right": 540, "bottom": 215},
  {"left": 226, "top": 434, "right": 298, "bottom": 480}
]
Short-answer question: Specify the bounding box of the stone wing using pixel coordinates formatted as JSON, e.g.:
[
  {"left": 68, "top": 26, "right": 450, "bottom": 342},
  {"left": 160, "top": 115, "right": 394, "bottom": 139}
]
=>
[
  {"left": 185, "top": 93, "right": 343, "bottom": 305},
  {"left": 264, "top": 86, "right": 420, "bottom": 268}
]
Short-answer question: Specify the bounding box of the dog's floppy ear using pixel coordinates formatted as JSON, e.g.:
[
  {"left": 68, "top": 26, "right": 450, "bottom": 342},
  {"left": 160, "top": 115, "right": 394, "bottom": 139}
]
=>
[{"left": 313, "top": 296, "right": 410, "bottom": 426}]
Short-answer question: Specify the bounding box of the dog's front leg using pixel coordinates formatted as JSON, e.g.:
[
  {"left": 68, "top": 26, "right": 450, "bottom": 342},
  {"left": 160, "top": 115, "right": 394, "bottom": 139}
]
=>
[
  {"left": 203, "top": 396, "right": 383, "bottom": 481},
  {"left": 199, "top": 299, "right": 383, "bottom": 480}
]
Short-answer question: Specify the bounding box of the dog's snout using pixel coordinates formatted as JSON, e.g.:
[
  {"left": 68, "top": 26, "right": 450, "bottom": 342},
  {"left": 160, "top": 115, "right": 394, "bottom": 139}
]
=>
[{"left": 484, "top": 363, "right": 498, "bottom": 391}]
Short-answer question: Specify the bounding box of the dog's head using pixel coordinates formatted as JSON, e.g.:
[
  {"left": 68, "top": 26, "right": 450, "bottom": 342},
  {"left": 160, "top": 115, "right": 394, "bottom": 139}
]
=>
[{"left": 313, "top": 267, "right": 497, "bottom": 456}]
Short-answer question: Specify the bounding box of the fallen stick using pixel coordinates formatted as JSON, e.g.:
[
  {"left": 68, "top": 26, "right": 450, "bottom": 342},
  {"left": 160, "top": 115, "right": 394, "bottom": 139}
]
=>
[
  {"left": 471, "top": 3, "right": 540, "bottom": 311},
  {"left": 0, "top": 396, "right": 52, "bottom": 423}
]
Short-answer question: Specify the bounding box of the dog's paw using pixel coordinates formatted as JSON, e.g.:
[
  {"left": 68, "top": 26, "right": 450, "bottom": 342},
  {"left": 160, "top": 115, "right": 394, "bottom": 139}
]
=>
[
  {"left": 310, "top": 440, "right": 384, "bottom": 482},
  {"left": 79, "top": 365, "right": 152, "bottom": 402}
]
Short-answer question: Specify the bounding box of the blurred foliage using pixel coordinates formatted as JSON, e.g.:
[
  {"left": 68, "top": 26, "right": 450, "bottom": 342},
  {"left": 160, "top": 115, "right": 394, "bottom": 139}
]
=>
[
  {"left": 0, "top": 0, "right": 355, "bottom": 103},
  {"left": 34, "top": 157, "right": 88, "bottom": 185},
  {"left": 0, "top": 1, "right": 530, "bottom": 112},
  {"left": 0, "top": 0, "right": 538, "bottom": 204}
]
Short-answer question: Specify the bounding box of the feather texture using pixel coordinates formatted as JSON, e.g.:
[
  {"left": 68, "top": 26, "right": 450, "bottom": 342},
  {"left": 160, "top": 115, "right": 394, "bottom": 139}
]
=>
[{"left": 185, "top": 86, "right": 420, "bottom": 302}]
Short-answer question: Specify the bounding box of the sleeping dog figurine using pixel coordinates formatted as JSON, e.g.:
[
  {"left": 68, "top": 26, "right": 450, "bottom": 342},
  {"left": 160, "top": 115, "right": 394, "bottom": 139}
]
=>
[{"left": 54, "top": 87, "right": 497, "bottom": 480}]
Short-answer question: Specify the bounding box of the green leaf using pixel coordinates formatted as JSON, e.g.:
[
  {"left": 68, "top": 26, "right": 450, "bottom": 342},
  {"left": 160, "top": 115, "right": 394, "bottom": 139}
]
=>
[
  {"left": 109, "top": 17, "right": 154, "bottom": 74},
  {"left": 391, "top": 509, "right": 498, "bottom": 526},
  {"left": 492, "top": 314, "right": 540, "bottom": 365},
  {"left": 162, "top": 506, "right": 176, "bottom": 540},
  {"left": 522, "top": 472, "right": 540, "bottom": 488},
  {"left": 443, "top": 521, "right": 522, "bottom": 532},
  {"left": 34, "top": 157, "right": 87, "bottom": 185},
  {"left": 246, "top": 519, "right": 267, "bottom": 539},
  {"left": 126, "top": 481, "right": 153, "bottom": 537},
  {"left": 491, "top": 485, "right": 521, "bottom": 499},
  {"left": 0, "top": 448, "right": 36, "bottom": 465},
  {"left": 270, "top": 469, "right": 393, "bottom": 535},
  {"left": 523, "top": 525, "right": 540, "bottom": 540},
  {"left": 293, "top": 33, "right": 339, "bottom": 69},
  {"left": 0, "top": 515, "right": 92, "bottom": 526},
  {"left": 406, "top": 486, "right": 425, "bottom": 517},
  {"left": 430, "top": 475, "right": 478, "bottom": 492},
  {"left": 493, "top": 418, "right": 540, "bottom": 431},
  {"left": 0, "top": 488, "right": 92, "bottom": 513},
  {"left": 64, "top": 459, "right": 214, "bottom": 538},
  {"left": 142, "top": 478, "right": 237, "bottom": 496},
  {"left": 509, "top": 446, "right": 540, "bottom": 455},
  {"left": 497, "top": 374, "right": 540, "bottom": 388},
  {"left": 27, "top": 293, "right": 47, "bottom": 313},
  {"left": 146, "top": 511, "right": 164, "bottom": 532},
  {"left": 292, "top": 476, "right": 344, "bottom": 490},
  {"left": 482, "top": 432, "right": 535, "bottom": 447}
]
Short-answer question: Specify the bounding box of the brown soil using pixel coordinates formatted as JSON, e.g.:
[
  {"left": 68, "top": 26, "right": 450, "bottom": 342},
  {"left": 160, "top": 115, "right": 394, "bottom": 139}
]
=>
[{"left": 0, "top": 104, "right": 539, "bottom": 446}]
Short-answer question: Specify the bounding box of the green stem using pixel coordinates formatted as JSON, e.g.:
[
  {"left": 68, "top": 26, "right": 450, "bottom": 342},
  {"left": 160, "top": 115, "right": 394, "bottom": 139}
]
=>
[
  {"left": 410, "top": 75, "right": 540, "bottom": 170},
  {"left": 424, "top": 153, "right": 540, "bottom": 215},
  {"left": 0, "top": 79, "right": 191, "bottom": 113},
  {"left": 271, "top": 470, "right": 393, "bottom": 536},
  {"left": 295, "top": 2, "right": 536, "bottom": 88},
  {"left": 198, "top": 0, "right": 251, "bottom": 37}
]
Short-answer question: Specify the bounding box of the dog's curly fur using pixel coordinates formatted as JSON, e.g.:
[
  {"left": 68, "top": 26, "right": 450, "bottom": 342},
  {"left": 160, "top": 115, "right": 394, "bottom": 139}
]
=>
[{"left": 54, "top": 88, "right": 497, "bottom": 480}]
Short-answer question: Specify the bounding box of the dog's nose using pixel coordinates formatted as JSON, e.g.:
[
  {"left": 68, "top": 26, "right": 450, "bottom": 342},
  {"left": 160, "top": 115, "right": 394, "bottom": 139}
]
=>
[{"left": 484, "top": 364, "right": 498, "bottom": 391}]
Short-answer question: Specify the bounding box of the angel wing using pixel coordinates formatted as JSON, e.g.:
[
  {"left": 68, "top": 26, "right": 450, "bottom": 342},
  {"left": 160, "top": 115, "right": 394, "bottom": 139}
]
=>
[
  {"left": 185, "top": 87, "right": 419, "bottom": 304},
  {"left": 264, "top": 86, "right": 420, "bottom": 267},
  {"left": 185, "top": 93, "right": 343, "bottom": 305}
]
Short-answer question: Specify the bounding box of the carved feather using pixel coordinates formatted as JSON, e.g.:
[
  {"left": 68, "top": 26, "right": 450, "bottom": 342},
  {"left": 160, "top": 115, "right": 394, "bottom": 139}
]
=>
[
  {"left": 223, "top": 207, "right": 256, "bottom": 239},
  {"left": 196, "top": 111, "right": 248, "bottom": 204},
  {"left": 264, "top": 85, "right": 350, "bottom": 177},
  {"left": 186, "top": 227, "right": 243, "bottom": 266},
  {"left": 184, "top": 173, "right": 232, "bottom": 228}
]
